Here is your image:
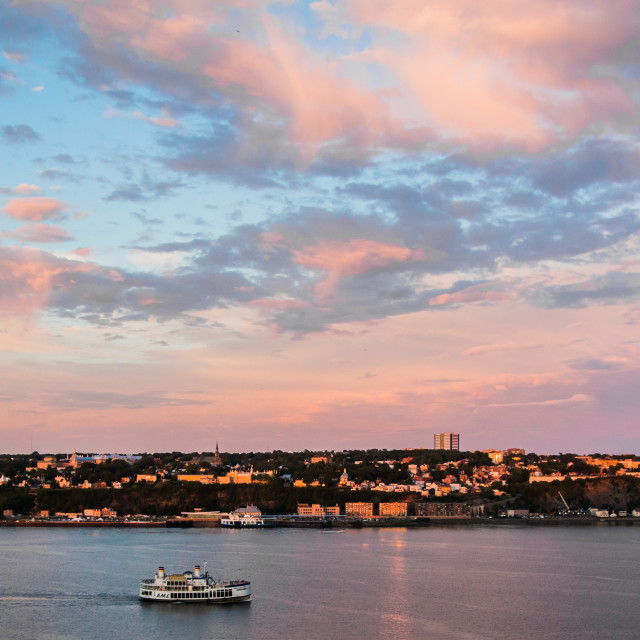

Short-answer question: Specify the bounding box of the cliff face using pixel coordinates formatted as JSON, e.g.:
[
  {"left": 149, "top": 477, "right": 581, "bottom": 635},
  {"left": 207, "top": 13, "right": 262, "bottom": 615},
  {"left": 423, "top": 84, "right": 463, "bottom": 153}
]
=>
[
  {"left": 582, "top": 477, "right": 640, "bottom": 510},
  {"left": 521, "top": 476, "right": 640, "bottom": 512}
]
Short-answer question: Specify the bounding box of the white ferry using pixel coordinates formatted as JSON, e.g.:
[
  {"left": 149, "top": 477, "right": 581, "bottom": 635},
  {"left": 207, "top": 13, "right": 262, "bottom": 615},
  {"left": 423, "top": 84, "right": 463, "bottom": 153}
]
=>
[
  {"left": 139, "top": 565, "right": 250, "bottom": 603},
  {"left": 220, "top": 505, "right": 277, "bottom": 528}
]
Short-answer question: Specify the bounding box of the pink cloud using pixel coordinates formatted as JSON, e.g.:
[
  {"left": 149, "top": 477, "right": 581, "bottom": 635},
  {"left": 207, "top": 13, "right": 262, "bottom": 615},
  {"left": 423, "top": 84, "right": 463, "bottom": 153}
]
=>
[
  {"left": 75, "top": 0, "right": 153, "bottom": 39},
  {"left": 486, "top": 393, "right": 593, "bottom": 408},
  {"left": 202, "top": 23, "right": 390, "bottom": 153},
  {"left": 344, "top": 0, "right": 637, "bottom": 149},
  {"left": 131, "top": 14, "right": 212, "bottom": 63},
  {"left": 429, "top": 289, "right": 512, "bottom": 306},
  {"left": 3, "top": 51, "right": 27, "bottom": 63},
  {"left": 0, "top": 247, "right": 94, "bottom": 314},
  {"left": 4, "top": 197, "right": 66, "bottom": 221},
  {"left": 614, "top": 260, "right": 640, "bottom": 272},
  {"left": 63, "top": 2, "right": 393, "bottom": 153},
  {"left": 294, "top": 239, "right": 423, "bottom": 302},
  {"left": 132, "top": 109, "right": 181, "bottom": 128},
  {"left": 50, "top": 0, "right": 639, "bottom": 154},
  {"left": 5, "top": 224, "right": 75, "bottom": 243},
  {"left": 0, "top": 184, "right": 42, "bottom": 196},
  {"left": 463, "top": 341, "right": 543, "bottom": 357}
]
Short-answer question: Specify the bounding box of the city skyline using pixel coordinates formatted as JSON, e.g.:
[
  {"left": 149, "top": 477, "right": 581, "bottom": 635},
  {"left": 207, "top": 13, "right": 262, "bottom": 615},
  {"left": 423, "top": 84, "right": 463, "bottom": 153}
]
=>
[{"left": 2, "top": 2, "right": 640, "bottom": 455}]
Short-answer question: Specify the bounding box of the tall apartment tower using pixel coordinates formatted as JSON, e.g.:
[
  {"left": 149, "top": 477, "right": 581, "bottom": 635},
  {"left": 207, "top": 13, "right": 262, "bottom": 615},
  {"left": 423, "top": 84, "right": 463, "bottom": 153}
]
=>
[{"left": 434, "top": 432, "right": 460, "bottom": 451}]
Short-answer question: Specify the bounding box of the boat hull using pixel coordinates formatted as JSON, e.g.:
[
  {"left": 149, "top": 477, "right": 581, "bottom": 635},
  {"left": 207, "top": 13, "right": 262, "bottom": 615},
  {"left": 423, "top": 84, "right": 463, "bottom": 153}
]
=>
[{"left": 139, "top": 593, "right": 251, "bottom": 603}]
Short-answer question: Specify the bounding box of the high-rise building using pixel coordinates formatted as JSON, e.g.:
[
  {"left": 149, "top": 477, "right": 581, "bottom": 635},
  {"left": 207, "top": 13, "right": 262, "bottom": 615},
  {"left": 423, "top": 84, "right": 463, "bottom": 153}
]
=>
[{"left": 434, "top": 432, "right": 460, "bottom": 451}]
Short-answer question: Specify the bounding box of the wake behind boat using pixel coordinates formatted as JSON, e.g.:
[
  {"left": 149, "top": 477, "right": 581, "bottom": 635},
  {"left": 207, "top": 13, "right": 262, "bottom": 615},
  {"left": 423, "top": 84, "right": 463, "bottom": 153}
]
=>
[{"left": 139, "top": 565, "right": 250, "bottom": 603}]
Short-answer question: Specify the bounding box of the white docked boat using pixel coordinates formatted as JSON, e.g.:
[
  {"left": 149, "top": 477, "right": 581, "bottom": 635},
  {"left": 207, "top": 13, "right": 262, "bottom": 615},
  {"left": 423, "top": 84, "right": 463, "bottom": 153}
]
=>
[
  {"left": 220, "top": 505, "right": 277, "bottom": 528},
  {"left": 139, "top": 565, "right": 250, "bottom": 603}
]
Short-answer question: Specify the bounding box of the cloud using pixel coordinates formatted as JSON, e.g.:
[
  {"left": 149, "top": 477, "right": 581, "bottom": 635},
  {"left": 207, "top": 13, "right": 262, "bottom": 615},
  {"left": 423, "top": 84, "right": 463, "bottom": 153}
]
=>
[
  {"left": 343, "top": 0, "right": 637, "bottom": 149},
  {"left": 0, "top": 69, "right": 20, "bottom": 95},
  {"left": 429, "top": 285, "right": 512, "bottom": 307},
  {"left": 52, "top": 153, "right": 78, "bottom": 164},
  {"left": 463, "top": 341, "right": 543, "bottom": 357},
  {"left": 487, "top": 393, "right": 594, "bottom": 408},
  {"left": 0, "top": 184, "right": 42, "bottom": 195},
  {"left": 38, "top": 168, "right": 81, "bottom": 183},
  {"left": 103, "top": 333, "right": 126, "bottom": 342},
  {"left": 525, "top": 271, "right": 640, "bottom": 309},
  {"left": 5, "top": 0, "right": 640, "bottom": 164},
  {"left": 105, "top": 106, "right": 182, "bottom": 128},
  {"left": 531, "top": 138, "right": 640, "bottom": 197},
  {"left": 293, "top": 239, "right": 424, "bottom": 302},
  {"left": 104, "top": 176, "right": 183, "bottom": 201},
  {"left": 0, "top": 246, "right": 96, "bottom": 314},
  {"left": 2, "top": 124, "right": 40, "bottom": 144},
  {"left": 567, "top": 357, "right": 627, "bottom": 371},
  {"left": 4, "top": 224, "right": 75, "bottom": 243},
  {"left": 3, "top": 197, "right": 66, "bottom": 221},
  {"left": 44, "top": 390, "right": 212, "bottom": 411},
  {"left": 3, "top": 51, "right": 27, "bottom": 63},
  {"left": 132, "top": 109, "right": 181, "bottom": 128}
]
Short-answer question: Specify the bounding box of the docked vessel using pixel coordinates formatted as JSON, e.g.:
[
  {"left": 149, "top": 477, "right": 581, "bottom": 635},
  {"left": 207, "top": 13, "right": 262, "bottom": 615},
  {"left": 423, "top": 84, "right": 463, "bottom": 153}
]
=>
[
  {"left": 139, "top": 565, "right": 250, "bottom": 603},
  {"left": 220, "top": 505, "right": 277, "bottom": 528}
]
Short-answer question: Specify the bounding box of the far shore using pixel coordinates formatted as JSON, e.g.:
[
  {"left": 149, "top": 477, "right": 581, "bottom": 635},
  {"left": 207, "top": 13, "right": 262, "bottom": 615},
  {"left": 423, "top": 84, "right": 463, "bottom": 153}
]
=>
[{"left": 2, "top": 515, "right": 639, "bottom": 528}]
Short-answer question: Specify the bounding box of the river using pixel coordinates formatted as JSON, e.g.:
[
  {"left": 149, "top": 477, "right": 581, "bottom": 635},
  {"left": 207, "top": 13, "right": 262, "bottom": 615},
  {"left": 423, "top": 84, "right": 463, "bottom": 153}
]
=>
[{"left": 1, "top": 525, "right": 639, "bottom": 639}]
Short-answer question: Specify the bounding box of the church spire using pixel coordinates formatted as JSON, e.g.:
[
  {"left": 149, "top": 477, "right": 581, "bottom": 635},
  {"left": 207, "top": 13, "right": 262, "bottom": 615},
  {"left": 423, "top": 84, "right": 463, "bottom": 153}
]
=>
[{"left": 213, "top": 441, "right": 222, "bottom": 467}]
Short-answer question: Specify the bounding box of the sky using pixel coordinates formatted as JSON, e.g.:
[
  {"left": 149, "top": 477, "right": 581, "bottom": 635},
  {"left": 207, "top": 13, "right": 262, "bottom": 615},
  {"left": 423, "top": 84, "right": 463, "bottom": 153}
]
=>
[{"left": 1, "top": 0, "right": 640, "bottom": 455}]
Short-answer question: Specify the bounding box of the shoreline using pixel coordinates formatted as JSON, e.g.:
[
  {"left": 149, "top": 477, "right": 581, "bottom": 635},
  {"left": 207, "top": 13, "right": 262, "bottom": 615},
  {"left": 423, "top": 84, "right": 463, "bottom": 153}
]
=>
[{"left": 2, "top": 516, "right": 640, "bottom": 528}]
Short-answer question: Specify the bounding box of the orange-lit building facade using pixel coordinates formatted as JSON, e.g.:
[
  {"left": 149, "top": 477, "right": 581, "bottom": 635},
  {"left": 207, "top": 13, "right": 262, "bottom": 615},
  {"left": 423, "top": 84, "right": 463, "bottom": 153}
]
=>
[
  {"left": 344, "top": 502, "right": 374, "bottom": 517},
  {"left": 379, "top": 502, "right": 408, "bottom": 517},
  {"left": 297, "top": 504, "right": 340, "bottom": 516}
]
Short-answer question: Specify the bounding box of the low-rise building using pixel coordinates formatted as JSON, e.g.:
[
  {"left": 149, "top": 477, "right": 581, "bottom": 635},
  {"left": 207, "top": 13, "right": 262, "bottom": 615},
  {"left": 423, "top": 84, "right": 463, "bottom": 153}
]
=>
[
  {"left": 379, "top": 502, "right": 408, "bottom": 517},
  {"left": 483, "top": 450, "right": 504, "bottom": 464},
  {"left": 416, "top": 503, "right": 475, "bottom": 518},
  {"left": 345, "top": 502, "right": 374, "bottom": 517},
  {"left": 177, "top": 474, "right": 216, "bottom": 484},
  {"left": 37, "top": 456, "right": 58, "bottom": 470},
  {"left": 55, "top": 476, "right": 71, "bottom": 488},
  {"left": 297, "top": 503, "right": 340, "bottom": 516},
  {"left": 529, "top": 474, "right": 567, "bottom": 483},
  {"left": 136, "top": 474, "right": 157, "bottom": 483},
  {"left": 506, "top": 509, "right": 530, "bottom": 518},
  {"left": 180, "top": 510, "right": 224, "bottom": 521}
]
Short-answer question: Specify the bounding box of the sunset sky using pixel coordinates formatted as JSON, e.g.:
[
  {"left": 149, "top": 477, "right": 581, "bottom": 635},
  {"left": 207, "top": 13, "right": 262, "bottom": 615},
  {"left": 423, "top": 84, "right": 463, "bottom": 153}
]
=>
[{"left": 2, "top": 0, "right": 640, "bottom": 455}]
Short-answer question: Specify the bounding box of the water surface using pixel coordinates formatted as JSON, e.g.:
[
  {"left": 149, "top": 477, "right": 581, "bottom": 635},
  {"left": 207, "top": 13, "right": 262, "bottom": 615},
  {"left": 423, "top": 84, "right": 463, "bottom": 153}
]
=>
[{"left": 1, "top": 525, "right": 638, "bottom": 639}]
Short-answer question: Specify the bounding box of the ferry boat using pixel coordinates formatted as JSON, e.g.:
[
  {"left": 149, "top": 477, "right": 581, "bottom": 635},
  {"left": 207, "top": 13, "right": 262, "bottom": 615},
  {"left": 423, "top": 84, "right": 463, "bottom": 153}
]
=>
[
  {"left": 139, "top": 565, "right": 250, "bottom": 603},
  {"left": 220, "top": 505, "right": 277, "bottom": 528}
]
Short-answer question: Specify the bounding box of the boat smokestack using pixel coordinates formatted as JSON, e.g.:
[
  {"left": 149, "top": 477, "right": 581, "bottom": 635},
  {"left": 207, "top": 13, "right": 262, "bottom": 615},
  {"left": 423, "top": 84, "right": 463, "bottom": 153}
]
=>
[
  {"left": 194, "top": 565, "right": 201, "bottom": 578},
  {"left": 158, "top": 567, "right": 165, "bottom": 579}
]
